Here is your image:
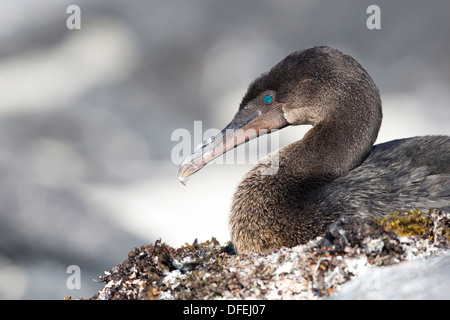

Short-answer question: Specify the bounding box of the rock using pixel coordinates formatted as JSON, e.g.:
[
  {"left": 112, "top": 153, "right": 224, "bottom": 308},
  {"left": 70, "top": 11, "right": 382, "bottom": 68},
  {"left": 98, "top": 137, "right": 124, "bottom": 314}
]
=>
[{"left": 331, "top": 253, "right": 450, "bottom": 299}]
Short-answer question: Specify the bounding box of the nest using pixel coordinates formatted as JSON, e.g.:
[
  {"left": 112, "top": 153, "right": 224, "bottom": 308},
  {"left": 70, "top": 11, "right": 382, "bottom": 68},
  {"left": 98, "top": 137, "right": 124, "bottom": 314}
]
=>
[{"left": 91, "top": 209, "right": 449, "bottom": 300}]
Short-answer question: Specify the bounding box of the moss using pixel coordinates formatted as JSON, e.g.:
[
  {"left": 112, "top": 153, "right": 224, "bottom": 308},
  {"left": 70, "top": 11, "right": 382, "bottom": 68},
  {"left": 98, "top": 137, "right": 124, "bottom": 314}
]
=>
[{"left": 377, "top": 209, "right": 449, "bottom": 240}]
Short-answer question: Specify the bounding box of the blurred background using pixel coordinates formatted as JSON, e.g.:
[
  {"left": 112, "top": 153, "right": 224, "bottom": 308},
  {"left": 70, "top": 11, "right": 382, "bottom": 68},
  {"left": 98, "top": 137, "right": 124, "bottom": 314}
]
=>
[{"left": 0, "top": 0, "right": 449, "bottom": 299}]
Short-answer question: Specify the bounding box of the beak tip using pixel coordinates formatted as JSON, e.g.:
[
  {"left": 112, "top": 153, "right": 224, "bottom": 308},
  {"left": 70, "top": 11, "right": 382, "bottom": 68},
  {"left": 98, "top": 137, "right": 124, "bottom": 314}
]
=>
[
  {"left": 178, "top": 176, "right": 188, "bottom": 185},
  {"left": 177, "top": 163, "right": 189, "bottom": 185}
]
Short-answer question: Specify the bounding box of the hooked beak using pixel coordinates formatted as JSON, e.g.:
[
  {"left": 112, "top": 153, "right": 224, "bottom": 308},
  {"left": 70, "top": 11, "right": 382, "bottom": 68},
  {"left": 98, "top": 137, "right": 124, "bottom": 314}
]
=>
[{"left": 177, "top": 103, "right": 289, "bottom": 184}]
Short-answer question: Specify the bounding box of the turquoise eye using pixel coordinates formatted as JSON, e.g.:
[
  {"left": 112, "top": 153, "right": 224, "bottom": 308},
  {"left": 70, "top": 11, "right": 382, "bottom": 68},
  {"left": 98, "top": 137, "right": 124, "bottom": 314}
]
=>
[{"left": 263, "top": 94, "right": 273, "bottom": 104}]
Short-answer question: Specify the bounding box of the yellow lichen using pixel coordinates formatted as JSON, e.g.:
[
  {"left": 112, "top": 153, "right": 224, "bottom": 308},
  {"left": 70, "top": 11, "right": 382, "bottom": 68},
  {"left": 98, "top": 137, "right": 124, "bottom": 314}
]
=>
[{"left": 376, "top": 209, "right": 433, "bottom": 238}]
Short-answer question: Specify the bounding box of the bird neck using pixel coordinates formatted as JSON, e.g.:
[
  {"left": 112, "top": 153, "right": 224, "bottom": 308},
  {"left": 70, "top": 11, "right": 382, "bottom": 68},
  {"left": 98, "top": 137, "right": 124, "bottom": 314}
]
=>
[{"left": 284, "top": 117, "right": 378, "bottom": 181}]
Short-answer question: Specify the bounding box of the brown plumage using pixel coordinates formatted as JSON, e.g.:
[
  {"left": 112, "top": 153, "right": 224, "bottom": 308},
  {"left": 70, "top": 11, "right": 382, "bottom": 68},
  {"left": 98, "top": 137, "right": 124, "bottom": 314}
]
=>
[{"left": 178, "top": 46, "right": 450, "bottom": 254}]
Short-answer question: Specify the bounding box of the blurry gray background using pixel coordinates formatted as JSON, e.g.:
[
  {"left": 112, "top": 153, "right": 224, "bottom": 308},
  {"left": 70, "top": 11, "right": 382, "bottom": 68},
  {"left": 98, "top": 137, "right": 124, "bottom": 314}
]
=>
[{"left": 0, "top": 0, "right": 449, "bottom": 299}]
